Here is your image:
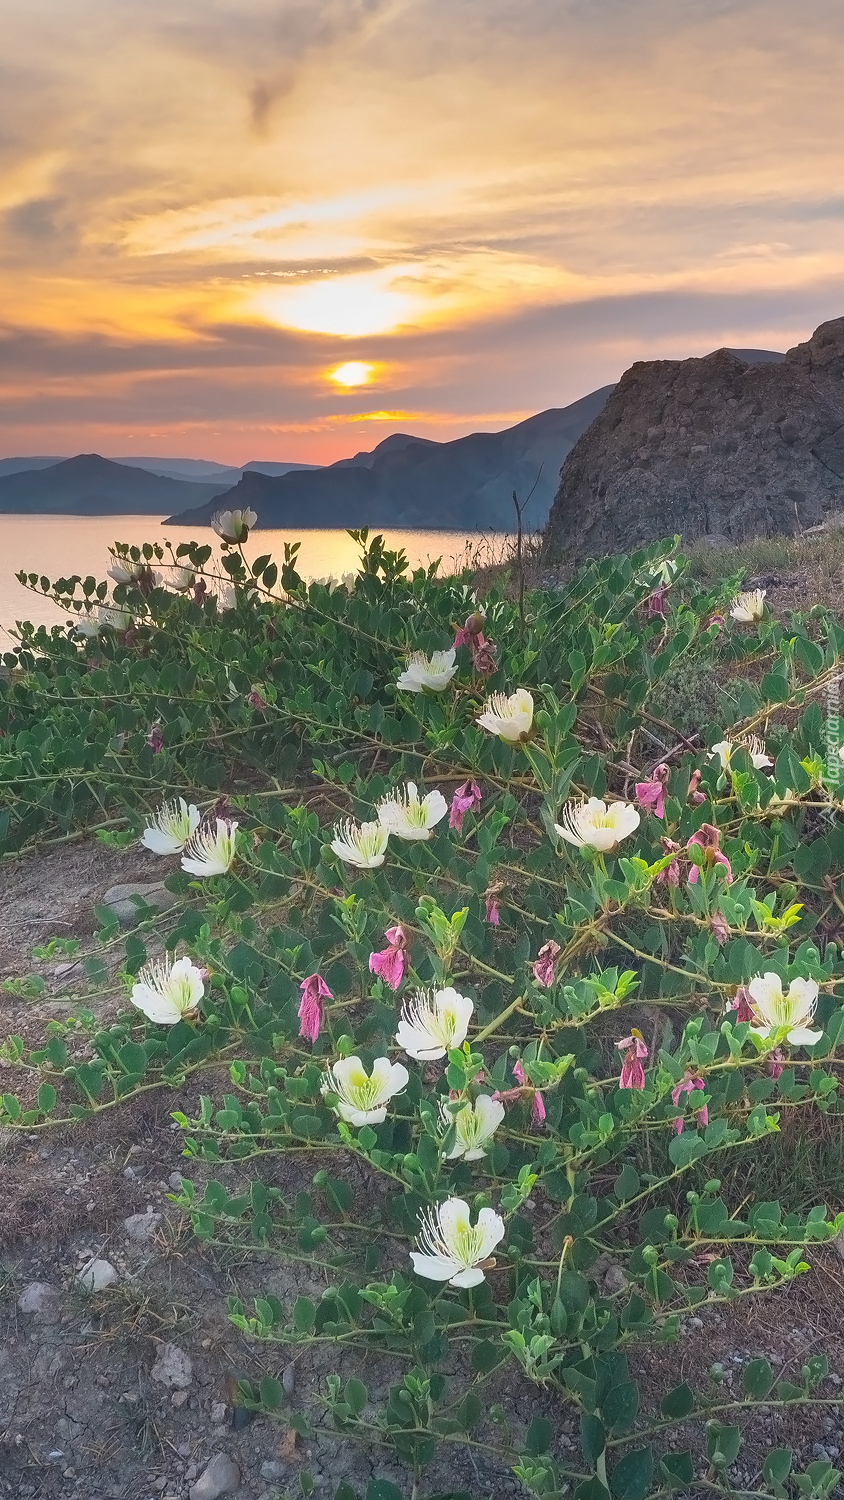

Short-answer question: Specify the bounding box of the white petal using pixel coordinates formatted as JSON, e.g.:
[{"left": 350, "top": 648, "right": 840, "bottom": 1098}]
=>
[
  {"left": 410, "top": 1252, "right": 463, "bottom": 1282},
  {"left": 787, "top": 1026, "right": 823, "bottom": 1046},
  {"left": 141, "top": 829, "right": 183, "bottom": 855},
  {"left": 449, "top": 1266, "right": 487, "bottom": 1288},
  {"left": 475, "top": 1207, "right": 506, "bottom": 1259},
  {"left": 130, "top": 984, "right": 182, "bottom": 1025},
  {"left": 437, "top": 1197, "right": 471, "bottom": 1254}
]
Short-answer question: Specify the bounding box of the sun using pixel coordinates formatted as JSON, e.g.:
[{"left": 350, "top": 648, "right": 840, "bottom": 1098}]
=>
[{"left": 329, "top": 361, "right": 375, "bottom": 387}]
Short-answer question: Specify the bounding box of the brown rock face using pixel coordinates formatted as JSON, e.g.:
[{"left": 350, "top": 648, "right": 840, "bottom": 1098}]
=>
[{"left": 545, "top": 317, "right": 844, "bottom": 562}]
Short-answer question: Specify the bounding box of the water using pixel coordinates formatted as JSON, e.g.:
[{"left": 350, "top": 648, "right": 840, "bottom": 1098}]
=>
[{"left": 0, "top": 515, "right": 508, "bottom": 638}]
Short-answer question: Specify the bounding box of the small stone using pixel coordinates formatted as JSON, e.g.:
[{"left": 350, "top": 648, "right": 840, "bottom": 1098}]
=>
[
  {"left": 101, "top": 881, "right": 178, "bottom": 926},
  {"left": 168, "top": 1172, "right": 184, "bottom": 1190},
  {"left": 188, "top": 1453, "right": 240, "bottom": 1500},
  {"left": 260, "top": 1461, "right": 286, "bottom": 1482},
  {"left": 282, "top": 1362, "right": 296, "bottom": 1396},
  {"left": 17, "top": 1283, "right": 61, "bottom": 1321},
  {"left": 152, "top": 1343, "right": 193, "bottom": 1390},
  {"left": 124, "top": 1210, "right": 162, "bottom": 1242},
  {"left": 209, "top": 1401, "right": 227, "bottom": 1425},
  {"left": 77, "top": 1259, "right": 119, "bottom": 1293},
  {"left": 172, "top": 1388, "right": 190, "bottom": 1408}
]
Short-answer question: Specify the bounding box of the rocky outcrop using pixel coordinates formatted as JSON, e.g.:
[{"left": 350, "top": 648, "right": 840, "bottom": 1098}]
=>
[{"left": 545, "top": 317, "right": 844, "bottom": 562}]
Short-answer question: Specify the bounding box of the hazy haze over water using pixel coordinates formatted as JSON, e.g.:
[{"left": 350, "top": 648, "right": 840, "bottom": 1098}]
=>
[{"left": 0, "top": 515, "right": 498, "bottom": 637}]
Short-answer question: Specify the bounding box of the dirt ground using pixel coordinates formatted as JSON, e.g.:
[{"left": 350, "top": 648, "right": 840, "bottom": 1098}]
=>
[{"left": 1, "top": 838, "right": 844, "bottom": 1500}]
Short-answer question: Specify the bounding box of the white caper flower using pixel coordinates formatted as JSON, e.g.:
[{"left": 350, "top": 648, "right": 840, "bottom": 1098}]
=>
[
  {"left": 410, "top": 1197, "right": 505, "bottom": 1287},
  {"left": 440, "top": 1095, "right": 505, "bottom": 1160},
  {"left": 181, "top": 819, "right": 238, "bottom": 876},
  {"left": 377, "top": 782, "right": 448, "bottom": 841},
  {"left": 99, "top": 604, "right": 134, "bottom": 631},
  {"left": 709, "top": 737, "right": 773, "bottom": 771},
  {"left": 730, "top": 589, "right": 766, "bottom": 622},
  {"left": 330, "top": 819, "right": 389, "bottom": 868},
  {"left": 395, "top": 987, "right": 474, "bottom": 1060},
  {"left": 108, "top": 555, "right": 146, "bottom": 584},
  {"left": 211, "top": 508, "right": 257, "bottom": 542},
  {"left": 747, "top": 972, "right": 822, "bottom": 1046},
  {"left": 167, "top": 565, "right": 196, "bottom": 591},
  {"left": 476, "top": 688, "right": 534, "bottom": 743},
  {"left": 130, "top": 955, "right": 205, "bottom": 1024},
  {"left": 554, "top": 797, "right": 640, "bottom": 852},
  {"left": 321, "top": 1055, "right": 409, "bottom": 1126},
  {"left": 395, "top": 650, "right": 458, "bottom": 693},
  {"left": 141, "top": 797, "right": 201, "bottom": 854}
]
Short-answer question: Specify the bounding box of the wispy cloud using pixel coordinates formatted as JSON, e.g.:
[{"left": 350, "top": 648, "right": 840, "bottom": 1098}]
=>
[{"left": 1, "top": 0, "right": 843, "bottom": 459}]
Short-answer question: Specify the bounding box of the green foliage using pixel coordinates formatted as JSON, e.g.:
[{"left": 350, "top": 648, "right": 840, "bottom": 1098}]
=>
[{"left": 2, "top": 530, "right": 844, "bottom": 1497}]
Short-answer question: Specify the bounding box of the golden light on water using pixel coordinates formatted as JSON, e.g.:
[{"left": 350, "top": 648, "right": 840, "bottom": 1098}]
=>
[{"left": 329, "top": 361, "right": 375, "bottom": 388}]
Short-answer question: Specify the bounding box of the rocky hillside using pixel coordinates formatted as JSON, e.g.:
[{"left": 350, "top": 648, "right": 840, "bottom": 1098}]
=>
[{"left": 545, "top": 317, "right": 844, "bottom": 562}]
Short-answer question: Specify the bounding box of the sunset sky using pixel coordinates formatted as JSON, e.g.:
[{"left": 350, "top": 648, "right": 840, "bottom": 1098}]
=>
[{"left": 2, "top": 0, "right": 844, "bottom": 464}]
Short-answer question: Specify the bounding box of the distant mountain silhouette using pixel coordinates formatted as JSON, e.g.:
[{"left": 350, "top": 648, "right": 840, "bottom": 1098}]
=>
[
  {"left": 164, "top": 388, "right": 615, "bottom": 531},
  {"left": 0, "top": 454, "right": 234, "bottom": 515},
  {"left": 0, "top": 456, "right": 65, "bottom": 478}
]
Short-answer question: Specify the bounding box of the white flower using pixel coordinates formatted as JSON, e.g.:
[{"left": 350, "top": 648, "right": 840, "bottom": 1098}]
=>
[
  {"left": 554, "top": 797, "right": 640, "bottom": 852},
  {"left": 396, "top": 650, "right": 458, "bottom": 694},
  {"left": 340, "top": 572, "right": 356, "bottom": 591},
  {"left": 167, "top": 565, "right": 196, "bottom": 592},
  {"left": 321, "top": 1055, "right": 409, "bottom": 1126},
  {"left": 108, "top": 556, "right": 146, "bottom": 584},
  {"left": 141, "top": 797, "right": 201, "bottom": 855},
  {"left": 709, "top": 737, "right": 773, "bottom": 771},
  {"left": 747, "top": 972, "right": 822, "bottom": 1046},
  {"left": 330, "top": 819, "right": 389, "bottom": 868},
  {"left": 211, "top": 508, "right": 257, "bottom": 542},
  {"left": 476, "top": 688, "right": 534, "bottom": 743},
  {"left": 410, "top": 1197, "right": 505, "bottom": 1288},
  {"left": 97, "top": 604, "right": 133, "bottom": 632},
  {"left": 181, "top": 819, "right": 238, "bottom": 876},
  {"left": 396, "top": 987, "right": 474, "bottom": 1060},
  {"left": 378, "top": 782, "right": 448, "bottom": 841},
  {"left": 441, "top": 1095, "right": 505, "bottom": 1161},
  {"left": 130, "top": 955, "right": 204, "bottom": 1024},
  {"left": 73, "top": 613, "right": 101, "bottom": 638},
  {"left": 730, "top": 589, "right": 766, "bottom": 622}
]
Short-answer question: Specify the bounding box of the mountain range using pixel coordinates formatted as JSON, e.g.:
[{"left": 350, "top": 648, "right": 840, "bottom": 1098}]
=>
[
  {"left": 0, "top": 348, "right": 786, "bottom": 532},
  {"left": 163, "top": 388, "right": 615, "bottom": 531}
]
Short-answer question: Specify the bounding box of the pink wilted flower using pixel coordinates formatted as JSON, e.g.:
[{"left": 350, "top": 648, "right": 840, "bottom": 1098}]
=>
[
  {"left": 247, "top": 687, "right": 268, "bottom": 712},
  {"left": 687, "top": 768, "right": 706, "bottom": 805},
  {"left": 710, "top": 911, "right": 730, "bottom": 947},
  {"left": 671, "top": 1074, "right": 708, "bottom": 1133},
  {"left": 766, "top": 1047, "right": 785, "bottom": 1080},
  {"left": 727, "top": 986, "right": 754, "bottom": 1024},
  {"left": 450, "top": 780, "right": 482, "bottom": 832},
  {"left": 192, "top": 577, "right": 208, "bottom": 605},
  {"left": 708, "top": 612, "right": 725, "bottom": 636},
  {"left": 635, "top": 763, "right": 670, "bottom": 819},
  {"left": 648, "top": 585, "right": 667, "bottom": 619},
  {"left": 617, "top": 1030, "right": 648, "bottom": 1090},
  {"left": 533, "top": 940, "right": 561, "bottom": 988},
  {"left": 298, "top": 974, "right": 331, "bottom": 1043},
  {"left": 656, "top": 837, "right": 682, "bottom": 887},
  {"left": 484, "top": 884, "right": 502, "bottom": 925},
  {"left": 369, "top": 926, "right": 410, "bottom": 991},
  {"left": 470, "top": 634, "right": 497, "bottom": 675},
  {"left": 146, "top": 725, "right": 164, "bottom": 753},
  {"left": 453, "top": 611, "right": 486, "bottom": 649},
  {"left": 512, "top": 1059, "right": 546, "bottom": 1124},
  {"left": 687, "top": 824, "right": 733, "bottom": 885}
]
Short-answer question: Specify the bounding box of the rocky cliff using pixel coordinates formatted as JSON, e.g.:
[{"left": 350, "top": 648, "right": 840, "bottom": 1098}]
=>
[{"left": 545, "top": 317, "right": 844, "bottom": 562}]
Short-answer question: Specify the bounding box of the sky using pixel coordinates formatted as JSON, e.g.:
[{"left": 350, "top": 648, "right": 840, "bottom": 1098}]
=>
[{"left": 2, "top": 0, "right": 844, "bottom": 464}]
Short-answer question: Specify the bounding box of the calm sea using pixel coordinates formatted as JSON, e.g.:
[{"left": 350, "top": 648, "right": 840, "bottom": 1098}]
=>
[{"left": 0, "top": 515, "right": 509, "bottom": 639}]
